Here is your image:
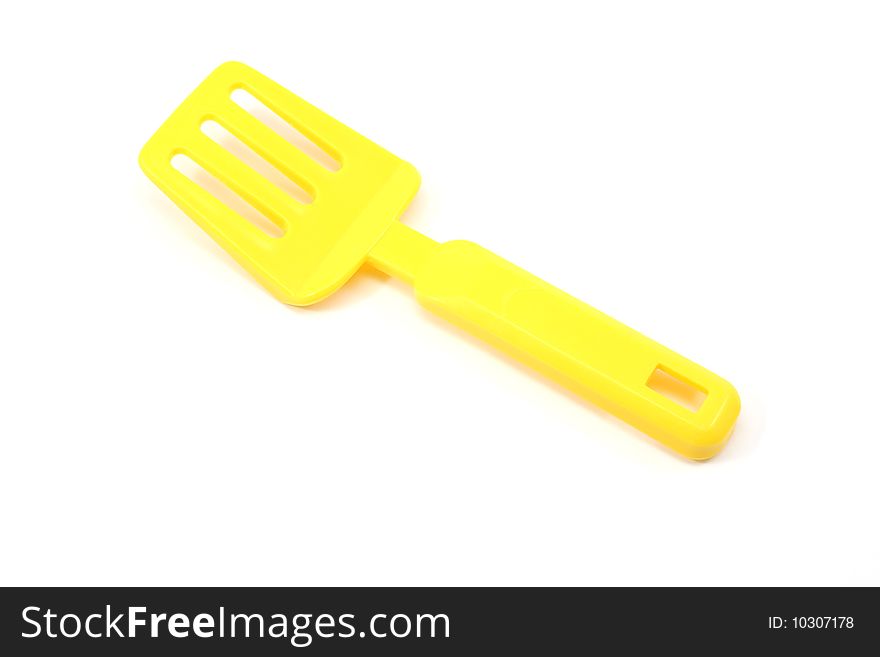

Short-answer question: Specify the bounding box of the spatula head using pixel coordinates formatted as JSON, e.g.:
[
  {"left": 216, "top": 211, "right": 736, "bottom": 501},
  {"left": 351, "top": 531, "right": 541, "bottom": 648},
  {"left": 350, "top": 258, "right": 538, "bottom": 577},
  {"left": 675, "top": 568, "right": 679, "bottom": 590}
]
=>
[{"left": 140, "top": 62, "right": 420, "bottom": 305}]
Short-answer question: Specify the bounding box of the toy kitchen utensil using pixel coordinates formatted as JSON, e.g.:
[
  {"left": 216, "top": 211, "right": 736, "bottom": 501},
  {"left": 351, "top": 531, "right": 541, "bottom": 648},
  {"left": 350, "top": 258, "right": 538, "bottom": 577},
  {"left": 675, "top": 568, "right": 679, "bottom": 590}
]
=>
[{"left": 140, "top": 62, "right": 740, "bottom": 459}]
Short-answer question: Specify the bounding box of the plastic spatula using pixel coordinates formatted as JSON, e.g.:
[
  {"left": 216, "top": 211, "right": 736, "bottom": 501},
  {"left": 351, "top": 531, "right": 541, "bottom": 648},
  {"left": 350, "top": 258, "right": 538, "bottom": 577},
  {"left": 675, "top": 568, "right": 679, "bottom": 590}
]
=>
[{"left": 140, "top": 62, "right": 740, "bottom": 460}]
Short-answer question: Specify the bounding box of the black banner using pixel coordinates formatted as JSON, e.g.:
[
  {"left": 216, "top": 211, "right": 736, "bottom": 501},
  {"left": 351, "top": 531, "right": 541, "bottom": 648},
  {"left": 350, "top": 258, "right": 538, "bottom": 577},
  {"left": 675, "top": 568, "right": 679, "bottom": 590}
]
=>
[{"left": 1, "top": 587, "right": 876, "bottom": 654}]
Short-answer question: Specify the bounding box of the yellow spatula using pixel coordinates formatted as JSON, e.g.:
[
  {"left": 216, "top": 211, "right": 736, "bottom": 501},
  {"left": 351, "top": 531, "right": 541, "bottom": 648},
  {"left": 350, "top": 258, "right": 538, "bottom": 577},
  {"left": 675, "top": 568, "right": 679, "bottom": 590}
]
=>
[{"left": 140, "top": 62, "right": 740, "bottom": 460}]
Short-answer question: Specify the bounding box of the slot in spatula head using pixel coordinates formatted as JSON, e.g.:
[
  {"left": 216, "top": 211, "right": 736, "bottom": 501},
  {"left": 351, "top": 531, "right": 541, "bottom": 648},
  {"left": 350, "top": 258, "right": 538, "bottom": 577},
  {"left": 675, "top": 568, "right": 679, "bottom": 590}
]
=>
[{"left": 140, "top": 62, "right": 420, "bottom": 305}]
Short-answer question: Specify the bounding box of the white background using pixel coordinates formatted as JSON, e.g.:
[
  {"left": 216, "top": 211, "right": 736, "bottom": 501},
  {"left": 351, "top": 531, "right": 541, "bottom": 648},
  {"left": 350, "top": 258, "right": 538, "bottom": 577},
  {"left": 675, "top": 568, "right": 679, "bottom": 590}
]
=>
[{"left": 2, "top": 1, "right": 878, "bottom": 586}]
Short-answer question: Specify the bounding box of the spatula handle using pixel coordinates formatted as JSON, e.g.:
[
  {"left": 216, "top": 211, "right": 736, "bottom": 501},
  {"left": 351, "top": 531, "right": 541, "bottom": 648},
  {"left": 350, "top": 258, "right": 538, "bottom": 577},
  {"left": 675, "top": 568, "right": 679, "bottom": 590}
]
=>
[{"left": 369, "top": 226, "right": 740, "bottom": 459}]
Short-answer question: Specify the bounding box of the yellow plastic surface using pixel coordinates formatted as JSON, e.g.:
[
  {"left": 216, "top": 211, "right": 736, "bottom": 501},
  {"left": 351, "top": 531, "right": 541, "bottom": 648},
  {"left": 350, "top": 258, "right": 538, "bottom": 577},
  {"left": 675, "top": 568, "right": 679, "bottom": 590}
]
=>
[
  {"left": 140, "top": 61, "right": 420, "bottom": 305},
  {"left": 141, "top": 62, "right": 740, "bottom": 460}
]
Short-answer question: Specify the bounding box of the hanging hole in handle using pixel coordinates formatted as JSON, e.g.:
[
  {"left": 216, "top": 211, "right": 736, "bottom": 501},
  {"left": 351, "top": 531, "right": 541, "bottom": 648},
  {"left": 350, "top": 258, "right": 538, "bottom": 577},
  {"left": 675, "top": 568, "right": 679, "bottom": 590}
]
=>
[{"left": 647, "top": 366, "right": 707, "bottom": 412}]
